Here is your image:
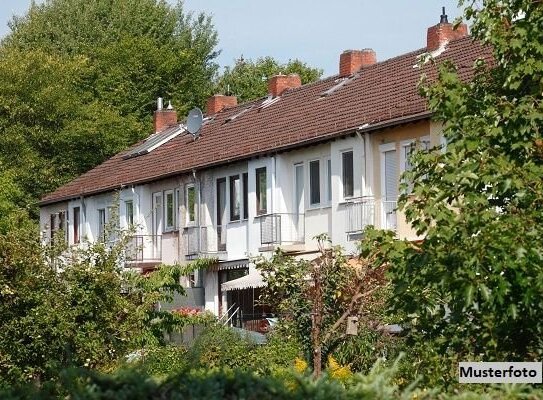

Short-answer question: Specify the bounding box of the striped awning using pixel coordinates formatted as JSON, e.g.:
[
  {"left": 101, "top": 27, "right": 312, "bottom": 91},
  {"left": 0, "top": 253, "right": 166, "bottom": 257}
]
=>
[
  {"left": 221, "top": 271, "right": 266, "bottom": 291},
  {"left": 217, "top": 259, "right": 249, "bottom": 271}
]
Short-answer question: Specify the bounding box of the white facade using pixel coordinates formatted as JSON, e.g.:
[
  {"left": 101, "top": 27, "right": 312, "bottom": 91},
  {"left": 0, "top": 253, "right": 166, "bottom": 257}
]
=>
[{"left": 39, "top": 119, "right": 442, "bottom": 316}]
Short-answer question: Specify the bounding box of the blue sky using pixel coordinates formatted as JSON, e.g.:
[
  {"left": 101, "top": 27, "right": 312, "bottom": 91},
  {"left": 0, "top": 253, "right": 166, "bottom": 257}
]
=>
[{"left": 0, "top": 1, "right": 462, "bottom": 76}]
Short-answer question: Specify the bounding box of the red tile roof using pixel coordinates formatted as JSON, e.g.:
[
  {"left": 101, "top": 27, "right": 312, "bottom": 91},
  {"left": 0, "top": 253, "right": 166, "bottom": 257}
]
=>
[{"left": 40, "top": 37, "right": 492, "bottom": 205}]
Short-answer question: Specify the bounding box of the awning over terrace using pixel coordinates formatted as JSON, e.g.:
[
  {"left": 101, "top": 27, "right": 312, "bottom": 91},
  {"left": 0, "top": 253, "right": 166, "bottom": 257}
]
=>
[{"left": 221, "top": 270, "right": 266, "bottom": 291}]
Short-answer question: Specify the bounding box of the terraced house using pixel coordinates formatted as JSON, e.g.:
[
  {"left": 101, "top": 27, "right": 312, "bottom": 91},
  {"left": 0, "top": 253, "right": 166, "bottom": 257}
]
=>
[{"left": 39, "top": 12, "right": 491, "bottom": 326}]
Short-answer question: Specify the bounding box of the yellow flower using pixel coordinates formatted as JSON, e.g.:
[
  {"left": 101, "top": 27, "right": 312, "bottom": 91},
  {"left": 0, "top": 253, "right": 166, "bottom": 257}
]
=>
[
  {"left": 294, "top": 357, "right": 308, "bottom": 373},
  {"left": 327, "top": 355, "right": 352, "bottom": 382}
]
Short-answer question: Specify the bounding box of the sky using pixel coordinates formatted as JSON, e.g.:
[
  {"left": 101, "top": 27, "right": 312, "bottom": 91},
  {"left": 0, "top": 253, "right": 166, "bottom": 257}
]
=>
[{"left": 0, "top": 0, "right": 463, "bottom": 76}]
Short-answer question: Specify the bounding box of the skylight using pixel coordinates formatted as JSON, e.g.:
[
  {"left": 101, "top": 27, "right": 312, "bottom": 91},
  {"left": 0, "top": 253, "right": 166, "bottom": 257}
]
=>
[
  {"left": 320, "top": 77, "right": 352, "bottom": 97},
  {"left": 122, "top": 125, "right": 185, "bottom": 159}
]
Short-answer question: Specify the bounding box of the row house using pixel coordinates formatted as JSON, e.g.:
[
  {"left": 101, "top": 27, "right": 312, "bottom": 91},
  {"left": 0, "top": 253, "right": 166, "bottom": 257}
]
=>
[{"left": 39, "top": 13, "right": 491, "bottom": 323}]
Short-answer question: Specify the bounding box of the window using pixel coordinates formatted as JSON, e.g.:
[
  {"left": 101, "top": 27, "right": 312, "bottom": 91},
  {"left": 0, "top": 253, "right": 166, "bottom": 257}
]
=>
[
  {"left": 50, "top": 213, "right": 57, "bottom": 240},
  {"left": 229, "top": 175, "right": 241, "bottom": 221},
  {"left": 152, "top": 192, "right": 162, "bottom": 235},
  {"left": 164, "top": 190, "right": 175, "bottom": 231},
  {"left": 342, "top": 151, "right": 354, "bottom": 198},
  {"left": 98, "top": 209, "right": 106, "bottom": 241},
  {"left": 175, "top": 188, "right": 181, "bottom": 229},
  {"left": 73, "top": 207, "right": 80, "bottom": 244},
  {"left": 216, "top": 178, "right": 227, "bottom": 251},
  {"left": 383, "top": 149, "right": 398, "bottom": 201},
  {"left": 242, "top": 173, "right": 248, "bottom": 219},
  {"left": 50, "top": 211, "right": 67, "bottom": 242},
  {"left": 189, "top": 269, "right": 203, "bottom": 288},
  {"left": 255, "top": 167, "right": 267, "bottom": 215},
  {"left": 326, "top": 158, "right": 332, "bottom": 203},
  {"left": 125, "top": 201, "right": 133, "bottom": 227},
  {"left": 186, "top": 185, "right": 196, "bottom": 224},
  {"left": 309, "top": 160, "right": 321, "bottom": 205}
]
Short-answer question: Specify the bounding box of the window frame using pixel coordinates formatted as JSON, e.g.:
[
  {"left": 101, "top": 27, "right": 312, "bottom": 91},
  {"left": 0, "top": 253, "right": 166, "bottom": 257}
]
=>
[
  {"left": 164, "top": 189, "right": 175, "bottom": 232},
  {"left": 242, "top": 172, "right": 249, "bottom": 220},
  {"left": 97, "top": 208, "right": 106, "bottom": 242},
  {"left": 124, "top": 200, "right": 134, "bottom": 228},
  {"left": 73, "top": 207, "right": 81, "bottom": 244},
  {"left": 341, "top": 150, "right": 354, "bottom": 199},
  {"left": 185, "top": 184, "right": 196, "bottom": 226},
  {"left": 309, "top": 159, "right": 321, "bottom": 206},
  {"left": 255, "top": 167, "right": 267, "bottom": 215},
  {"left": 229, "top": 175, "right": 241, "bottom": 222}
]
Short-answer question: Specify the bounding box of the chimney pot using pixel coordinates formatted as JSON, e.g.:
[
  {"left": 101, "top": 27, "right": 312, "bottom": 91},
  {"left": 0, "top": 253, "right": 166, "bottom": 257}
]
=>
[
  {"left": 427, "top": 9, "right": 468, "bottom": 51},
  {"left": 268, "top": 74, "right": 302, "bottom": 97},
  {"left": 153, "top": 99, "right": 177, "bottom": 133},
  {"left": 206, "top": 94, "right": 238, "bottom": 115},
  {"left": 339, "top": 49, "right": 376, "bottom": 77}
]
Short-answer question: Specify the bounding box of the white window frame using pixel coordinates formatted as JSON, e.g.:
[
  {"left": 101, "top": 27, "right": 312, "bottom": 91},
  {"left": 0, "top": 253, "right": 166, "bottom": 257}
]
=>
[
  {"left": 152, "top": 192, "right": 163, "bottom": 236},
  {"left": 124, "top": 200, "right": 134, "bottom": 229},
  {"left": 229, "top": 174, "right": 241, "bottom": 222},
  {"left": 341, "top": 149, "right": 354, "bottom": 200},
  {"left": 325, "top": 157, "right": 332, "bottom": 205},
  {"left": 308, "top": 159, "right": 321, "bottom": 207},
  {"left": 97, "top": 208, "right": 106, "bottom": 242},
  {"left": 164, "top": 189, "right": 175, "bottom": 232},
  {"left": 185, "top": 184, "right": 196, "bottom": 226}
]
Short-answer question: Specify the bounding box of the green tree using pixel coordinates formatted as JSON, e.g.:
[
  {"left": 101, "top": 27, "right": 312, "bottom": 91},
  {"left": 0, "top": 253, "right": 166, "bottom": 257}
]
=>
[
  {"left": 257, "top": 236, "right": 389, "bottom": 376},
  {"left": 0, "top": 0, "right": 218, "bottom": 223},
  {"left": 365, "top": 0, "right": 543, "bottom": 362},
  {"left": 0, "top": 222, "right": 214, "bottom": 386},
  {"left": 215, "top": 56, "right": 322, "bottom": 103}
]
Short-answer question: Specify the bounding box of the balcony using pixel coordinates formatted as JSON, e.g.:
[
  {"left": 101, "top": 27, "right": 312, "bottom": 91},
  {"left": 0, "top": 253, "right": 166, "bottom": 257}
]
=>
[
  {"left": 124, "top": 235, "right": 162, "bottom": 267},
  {"left": 258, "top": 213, "right": 305, "bottom": 248},
  {"left": 183, "top": 226, "right": 227, "bottom": 260},
  {"left": 344, "top": 197, "right": 398, "bottom": 237},
  {"left": 381, "top": 200, "right": 398, "bottom": 231},
  {"left": 344, "top": 197, "right": 375, "bottom": 235}
]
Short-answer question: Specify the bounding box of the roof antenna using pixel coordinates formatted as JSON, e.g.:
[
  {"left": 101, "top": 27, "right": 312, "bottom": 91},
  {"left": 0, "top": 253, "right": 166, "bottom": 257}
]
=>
[{"left": 440, "top": 6, "right": 448, "bottom": 24}]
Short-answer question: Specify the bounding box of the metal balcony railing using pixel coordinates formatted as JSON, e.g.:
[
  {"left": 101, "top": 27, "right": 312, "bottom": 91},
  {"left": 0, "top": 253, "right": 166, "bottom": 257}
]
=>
[
  {"left": 259, "top": 213, "right": 304, "bottom": 246},
  {"left": 381, "top": 200, "right": 398, "bottom": 231},
  {"left": 183, "top": 225, "right": 227, "bottom": 256},
  {"left": 344, "top": 197, "right": 375, "bottom": 233},
  {"left": 125, "top": 235, "right": 162, "bottom": 263}
]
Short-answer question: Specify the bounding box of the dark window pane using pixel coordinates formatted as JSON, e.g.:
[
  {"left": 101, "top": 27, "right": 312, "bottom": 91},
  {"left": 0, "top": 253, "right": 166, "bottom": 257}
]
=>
[
  {"left": 229, "top": 175, "right": 240, "bottom": 221},
  {"left": 73, "top": 207, "right": 80, "bottom": 244},
  {"left": 256, "top": 168, "right": 267, "bottom": 215},
  {"left": 309, "top": 160, "right": 320, "bottom": 205},
  {"left": 342, "top": 151, "right": 354, "bottom": 198},
  {"left": 242, "top": 173, "right": 248, "bottom": 219}
]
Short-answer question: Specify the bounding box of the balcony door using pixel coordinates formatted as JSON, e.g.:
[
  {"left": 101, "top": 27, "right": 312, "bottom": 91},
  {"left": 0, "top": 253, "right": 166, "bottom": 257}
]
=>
[{"left": 216, "top": 178, "right": 227, "bottom": 251}]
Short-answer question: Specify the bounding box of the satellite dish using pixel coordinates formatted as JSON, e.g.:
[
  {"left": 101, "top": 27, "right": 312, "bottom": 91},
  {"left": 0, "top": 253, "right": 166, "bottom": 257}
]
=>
[{"left": 186, "top": 107, "right": 203, "bottom": 135}]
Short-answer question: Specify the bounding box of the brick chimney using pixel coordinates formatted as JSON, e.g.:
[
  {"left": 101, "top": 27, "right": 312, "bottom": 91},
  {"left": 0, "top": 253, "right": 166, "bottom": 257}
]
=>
[
  {"left": 339, "top": 49, "right": 376, "bottom": 77},
  {"left": 268, "top": 74, "right": 302, "bottom": 97},
  {"left": 206, "top": 94, "right": 238, "bottom": 115},
  {"left": 427, "top": 7, "right": 468, "bottom": 51},
  {"left": 153, "top": 98, "right": 177, "bottom": 133}
]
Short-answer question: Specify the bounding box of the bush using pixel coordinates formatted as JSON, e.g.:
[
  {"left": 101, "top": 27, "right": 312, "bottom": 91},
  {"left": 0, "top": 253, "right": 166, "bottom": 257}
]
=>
[{"left": 2, "top": 361, "right": 542, "bottom": 400}]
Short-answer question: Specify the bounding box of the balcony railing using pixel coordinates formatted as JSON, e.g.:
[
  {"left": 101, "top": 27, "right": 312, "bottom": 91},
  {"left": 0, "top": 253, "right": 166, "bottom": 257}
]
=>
[
  {"left": 381, "top": 200, "right": 398, "bottom": 231},
  {"left": 124, "top": 235, "right": 162, "bottom": 264},
  {"left": 183, "top": 225, "right": 227, "bottom": 257},
  {"left": 344, "top": 197, "right": 375, "bottom": 233},
  {"left": 259, "top": 213, "right": 304, "bottom": 246}
]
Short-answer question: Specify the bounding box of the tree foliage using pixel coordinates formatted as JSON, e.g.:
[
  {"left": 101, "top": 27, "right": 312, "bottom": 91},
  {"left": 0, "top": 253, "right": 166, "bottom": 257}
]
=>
[
  {"left": 256, "top": 236, "right": 390, "bottom": 374},
  {"left": 215, "top": 56, "right": 322, "bottom": 103},
  {"left": 0, "top": 224, "right": 212, "bottom": 386},
  {"left": 366, "top": 0, "right": 543, "bottom": 361},
  {"left": 0, "top": 0, "right": 219, "bottom": 222}
]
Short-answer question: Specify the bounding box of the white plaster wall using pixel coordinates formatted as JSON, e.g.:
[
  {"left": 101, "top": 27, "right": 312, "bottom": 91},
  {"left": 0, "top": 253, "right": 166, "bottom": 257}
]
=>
[{"left": 330, "top": 135, "right": 366, "bottom": 255}]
